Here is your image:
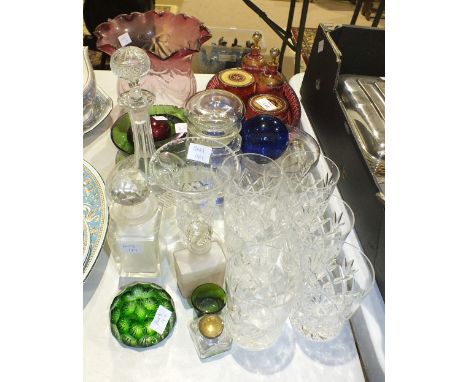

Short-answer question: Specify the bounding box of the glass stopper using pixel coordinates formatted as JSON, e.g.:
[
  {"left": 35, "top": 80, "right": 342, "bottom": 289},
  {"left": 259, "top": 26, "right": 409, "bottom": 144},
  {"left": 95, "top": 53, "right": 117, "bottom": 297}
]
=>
[
  {"left": 252, "top": 31, "right": 262, "bottom": 48},
  {"left": 269, "top": 47, "right": 280, "bottom": 65},
  {"left": 110, "top": 46, "right": 154, "bottom": 107},
  {"left": 110, "top": 46, "right": 150, "bottom": 85}
]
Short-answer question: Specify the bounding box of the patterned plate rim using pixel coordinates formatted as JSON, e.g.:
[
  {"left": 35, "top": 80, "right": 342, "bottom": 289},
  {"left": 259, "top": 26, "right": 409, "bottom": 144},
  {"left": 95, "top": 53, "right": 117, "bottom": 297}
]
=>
[
  {"left": 83, "top": 220, "right": 91, "bottom": 265},
  {"left": 83, "top": 160, "right": 109, "bottom": 282},
  {"left": 83, "top": 86, "right": 113, "bottom": 134}
]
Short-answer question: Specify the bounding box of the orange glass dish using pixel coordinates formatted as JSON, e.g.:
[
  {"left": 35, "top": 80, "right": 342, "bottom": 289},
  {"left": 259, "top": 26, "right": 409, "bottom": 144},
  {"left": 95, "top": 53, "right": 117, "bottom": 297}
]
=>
[
  {"left": 246, "top": 94, "right": 289, "bottom": 124},
  {"left": 217, "top": 68, "right": 256, "bottom": 103}
]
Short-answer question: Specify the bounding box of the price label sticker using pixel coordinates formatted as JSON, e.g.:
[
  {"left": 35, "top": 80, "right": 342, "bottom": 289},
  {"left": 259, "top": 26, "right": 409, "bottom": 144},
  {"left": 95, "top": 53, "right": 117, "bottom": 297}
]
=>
[
  {"left": 149, "top": 305, "right": 172, "bottom": 335},
  {"left": 118, "top": 32, "right": 132, "bottom": 47},
  {"left": 152, "top": 115, "right": 168, "bottom": 121},
  {"left": 119, "top": 243, "right": 144, "bottom": 255},
  {"left": 175, "top": 123, "right": 188, "bottom": 134},
  {"left": 255, "top": 97, "right": 277, "bottom": 111},
  {"left": 318, "top": 40, "right": 324, "bottom": 53},
  {"left": 187, "top": 143, "right": 212, "bottom": 164}
]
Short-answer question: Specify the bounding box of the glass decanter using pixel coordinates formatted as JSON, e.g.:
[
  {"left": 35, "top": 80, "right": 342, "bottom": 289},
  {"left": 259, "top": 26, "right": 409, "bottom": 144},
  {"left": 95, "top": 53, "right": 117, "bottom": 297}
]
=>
[
  {"left": 241, "top": 31, "right": 265, "bottom": 79},
  {"left": 256, "top": 47, "right": 286, "bottom": 96},
  {"left": 106, "top": 46, "right": 162, "bottom": 278}
]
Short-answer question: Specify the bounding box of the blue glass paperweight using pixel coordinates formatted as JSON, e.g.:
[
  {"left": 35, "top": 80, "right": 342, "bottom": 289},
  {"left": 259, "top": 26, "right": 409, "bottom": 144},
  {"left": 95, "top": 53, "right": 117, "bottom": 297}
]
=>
[{"left": 240, "top": 115, "right": 289, "bottom": 160}]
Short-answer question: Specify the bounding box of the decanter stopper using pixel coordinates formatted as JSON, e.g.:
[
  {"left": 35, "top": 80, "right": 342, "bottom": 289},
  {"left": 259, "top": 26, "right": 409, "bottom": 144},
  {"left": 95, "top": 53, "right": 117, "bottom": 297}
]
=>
[
  {"left": 110, "top": 46, "right": 154, "bottom": 108},
  {"left": 242, "top": 31, "right": 265, "bottom": 77},
  {"left": 269, "top": 47, "right": 280, "bottom": 66},
  {"left": 252, "top": 31, "right": 262, "bottom": 48},
  {"left": 256, "top": 47, "right": 285, "bottom": 95}
]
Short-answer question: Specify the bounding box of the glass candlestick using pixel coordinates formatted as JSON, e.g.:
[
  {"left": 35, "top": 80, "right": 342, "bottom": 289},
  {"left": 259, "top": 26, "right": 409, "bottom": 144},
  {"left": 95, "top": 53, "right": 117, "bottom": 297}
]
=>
[
  {"left": 106, "top": 46, "right": 162, "bottom": 278},
  {"left": 256, "top": 47, "right": 285, "bottom": 96}
]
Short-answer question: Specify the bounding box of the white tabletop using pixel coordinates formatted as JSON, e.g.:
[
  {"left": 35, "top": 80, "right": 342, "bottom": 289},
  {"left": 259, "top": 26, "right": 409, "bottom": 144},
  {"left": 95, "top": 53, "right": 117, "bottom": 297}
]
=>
[{"left": 83, "top": 71, "right": 368, "bottom": 382}]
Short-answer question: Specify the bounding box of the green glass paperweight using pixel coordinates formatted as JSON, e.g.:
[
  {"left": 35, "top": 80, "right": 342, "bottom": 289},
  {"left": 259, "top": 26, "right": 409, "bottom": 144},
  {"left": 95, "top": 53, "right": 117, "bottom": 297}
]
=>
[
  {"left": 110, "top": 282, "right": 176, "bottom": 348},
  {"left": 191, "top": 283, "right": 227, "bottom": 317}
]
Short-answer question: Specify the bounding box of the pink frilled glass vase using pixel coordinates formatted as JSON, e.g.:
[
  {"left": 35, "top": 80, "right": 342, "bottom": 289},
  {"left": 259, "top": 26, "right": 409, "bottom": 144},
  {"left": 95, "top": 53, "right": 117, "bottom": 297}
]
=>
[{"left": 95, "top": 11, "right": 211, "bottom": 107}]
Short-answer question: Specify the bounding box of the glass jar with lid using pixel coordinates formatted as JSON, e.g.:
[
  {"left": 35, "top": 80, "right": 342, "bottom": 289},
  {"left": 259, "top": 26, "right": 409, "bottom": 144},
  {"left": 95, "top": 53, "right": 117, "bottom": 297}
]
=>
[{"left": 184, "top": 89, "right": 245, "bottom": 153}]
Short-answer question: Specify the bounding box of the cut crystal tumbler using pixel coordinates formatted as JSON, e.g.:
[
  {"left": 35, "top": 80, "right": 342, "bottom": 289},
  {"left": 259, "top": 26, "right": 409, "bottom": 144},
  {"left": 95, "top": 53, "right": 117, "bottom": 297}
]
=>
[
  {"left": 290, "top": 242, "right": 375, "bottom": 341},
  {"left": 225, "top": 242, "right": 299, "bottom": 350}
]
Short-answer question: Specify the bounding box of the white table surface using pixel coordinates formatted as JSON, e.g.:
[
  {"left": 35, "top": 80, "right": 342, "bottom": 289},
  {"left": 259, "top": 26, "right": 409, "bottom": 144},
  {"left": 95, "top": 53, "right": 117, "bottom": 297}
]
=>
[{"left": 84, "top": 71, "right": 370, "bottom": 382}]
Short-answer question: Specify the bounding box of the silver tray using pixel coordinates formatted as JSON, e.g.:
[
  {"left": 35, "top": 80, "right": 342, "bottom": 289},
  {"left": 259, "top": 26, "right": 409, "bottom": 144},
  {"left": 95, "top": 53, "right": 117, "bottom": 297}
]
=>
[{"left": 337, "top": 75, "right": 385, "bottom": 192}]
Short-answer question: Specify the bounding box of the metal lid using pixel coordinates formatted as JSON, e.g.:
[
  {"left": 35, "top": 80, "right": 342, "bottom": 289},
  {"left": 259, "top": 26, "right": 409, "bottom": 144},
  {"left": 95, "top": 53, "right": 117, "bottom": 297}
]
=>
[
  {"left": 199, "top": 314, "right": 224, "bottom": 339},
  {"left": 337, "top": 75, "right": 385, "bottom": 191}
]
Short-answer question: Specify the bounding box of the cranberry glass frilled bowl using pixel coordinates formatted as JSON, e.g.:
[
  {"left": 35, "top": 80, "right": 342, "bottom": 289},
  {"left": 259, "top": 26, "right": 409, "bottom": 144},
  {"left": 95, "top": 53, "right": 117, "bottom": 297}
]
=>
[{"left": 95, "top": 11, "right": 211, "bottom": 107}]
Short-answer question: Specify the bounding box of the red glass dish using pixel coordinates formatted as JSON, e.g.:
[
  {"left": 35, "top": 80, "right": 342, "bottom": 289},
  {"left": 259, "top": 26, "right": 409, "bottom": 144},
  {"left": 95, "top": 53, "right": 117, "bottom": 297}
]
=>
[{"left": 206, "top": 75, "right": 301, "bottom": 127}]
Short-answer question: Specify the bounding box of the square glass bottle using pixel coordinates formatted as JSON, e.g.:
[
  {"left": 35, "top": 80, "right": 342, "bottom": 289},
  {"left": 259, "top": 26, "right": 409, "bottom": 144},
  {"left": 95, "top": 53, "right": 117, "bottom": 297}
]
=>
[{"left": 189, "top": 314, "right": 232, "bottom": 359}]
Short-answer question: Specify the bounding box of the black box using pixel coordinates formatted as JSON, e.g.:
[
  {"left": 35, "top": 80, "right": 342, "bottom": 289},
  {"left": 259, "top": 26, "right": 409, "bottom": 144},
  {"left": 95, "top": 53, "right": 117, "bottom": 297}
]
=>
[{"left": 300, "top": 24, "right": 385, "bottom": 298}]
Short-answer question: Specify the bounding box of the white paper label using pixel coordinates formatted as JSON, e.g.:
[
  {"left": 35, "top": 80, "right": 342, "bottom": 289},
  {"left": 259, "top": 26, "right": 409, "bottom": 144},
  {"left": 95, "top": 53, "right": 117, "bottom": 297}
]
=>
[
  {"left": 175, "top": 122, "right": 188, "bottom": 134},
  {"left": 149, "top": 305, "right": 172, "bottom": 335},
  {"left": 218, "top": 53, "right": 237, "bottom": 62},
  {"left": 152, "top": 115, "right": 168, "bottom": 121},
  {"left": 119, "top": 243, "right": 144, "bottom": 255},
  {"left": 255, "top": 97, "right": 278, "bottom": 111},
  {"left": 318, "top": 40, "right": 324, "bottom": 53},
  {"left": 118, "top": 32, "right": 132, "bottom": 47},
  {"left": 187, "top": 143, "right": 212, "bottom": 164}
]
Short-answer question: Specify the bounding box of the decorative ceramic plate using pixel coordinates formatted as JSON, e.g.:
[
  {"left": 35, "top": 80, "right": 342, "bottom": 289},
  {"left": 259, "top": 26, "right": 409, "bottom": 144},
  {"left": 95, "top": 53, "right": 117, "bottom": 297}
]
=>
[
  {"left": 83, "top": 86, "right": 113, "bottom": 134},
  {"left": 110, "top": 282, "right": 177, "bottom": 348},
  {"left": 206, "top": 75, "right": 301, "bottom": 127},
  {"left": 83, "top": 220, "right": 91, "bottom": 265},
  {"left": 111, "top": 105, "right": 187, "bottom": 155},
  {"left": 83, "top": 160, "right": 109, "bottom": 282}
]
